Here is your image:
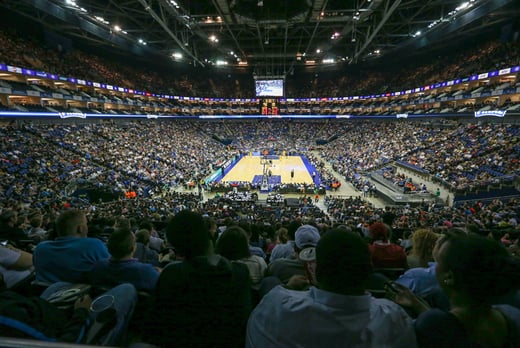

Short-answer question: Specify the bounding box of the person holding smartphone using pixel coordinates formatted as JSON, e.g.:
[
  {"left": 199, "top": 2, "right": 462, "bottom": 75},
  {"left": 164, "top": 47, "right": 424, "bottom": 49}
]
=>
[{"left": 387, "top": 234, "right": 520, "bottom": 347}]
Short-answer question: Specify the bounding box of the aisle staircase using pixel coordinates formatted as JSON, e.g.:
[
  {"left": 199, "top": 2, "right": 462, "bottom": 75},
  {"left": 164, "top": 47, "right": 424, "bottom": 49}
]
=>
[{"left": 310, "top": 150, "right": 388, "bottom": 209}]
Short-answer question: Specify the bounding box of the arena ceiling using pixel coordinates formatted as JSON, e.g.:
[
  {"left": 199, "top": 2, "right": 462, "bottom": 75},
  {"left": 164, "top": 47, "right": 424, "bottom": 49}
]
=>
[{"left": 2, "top": 0, "right": 520, "bottom": 76}]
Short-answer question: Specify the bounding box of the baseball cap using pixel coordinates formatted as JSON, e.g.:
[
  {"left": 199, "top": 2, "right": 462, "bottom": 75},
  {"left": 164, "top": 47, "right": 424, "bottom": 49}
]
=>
[{"left": 295, "top": 224, "right": 320, "bottom": 249}]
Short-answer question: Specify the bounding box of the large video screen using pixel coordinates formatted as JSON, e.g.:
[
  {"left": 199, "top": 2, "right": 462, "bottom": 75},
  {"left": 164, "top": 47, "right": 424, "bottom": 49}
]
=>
[{"left": 255, "top": 79, "right": 284, "bottom": 97}]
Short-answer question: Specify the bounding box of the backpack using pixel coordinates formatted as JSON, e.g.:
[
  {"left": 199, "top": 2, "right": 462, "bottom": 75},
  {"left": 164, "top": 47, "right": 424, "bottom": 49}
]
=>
[
  {"left": 0, "top": 288, "right": 120, "bottom": 345},
  {"left": 0, "top": 291, "right": 88, "bottom": 343}
]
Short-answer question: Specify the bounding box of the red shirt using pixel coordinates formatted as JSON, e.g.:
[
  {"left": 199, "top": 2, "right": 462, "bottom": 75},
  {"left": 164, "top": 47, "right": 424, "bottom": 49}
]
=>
[{"left": 368, "top": 241, "right": 408, "bottom": 269}]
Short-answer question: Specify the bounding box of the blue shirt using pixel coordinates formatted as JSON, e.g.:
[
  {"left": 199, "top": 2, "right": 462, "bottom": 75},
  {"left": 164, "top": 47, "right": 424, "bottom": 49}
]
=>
[
  {"left": 34, "top": 236, "right": 110, "bottom": 283},
  {"left": 395, "top": 262, "right": 440, "bottom": 297},
  {"left": 246, "top": 286, "right": 417, "bottom": 348},
  {"left": 249, "top": 245, "right": 266, "bottom": 259},
  {"left": 270, "top": 241, "right": 295, "bottom": 262},
  {"left": 89, "top": 258, "right": 159, "bottom": 292}
]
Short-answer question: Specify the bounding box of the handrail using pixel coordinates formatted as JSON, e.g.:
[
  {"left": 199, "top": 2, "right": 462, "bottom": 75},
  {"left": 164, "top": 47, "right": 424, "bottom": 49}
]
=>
[{"left": 0, "top": 337, "right": 114, "bottom": 348}]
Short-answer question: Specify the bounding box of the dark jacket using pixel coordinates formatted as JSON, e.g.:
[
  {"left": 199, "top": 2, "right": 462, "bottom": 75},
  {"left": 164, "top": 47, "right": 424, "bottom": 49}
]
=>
[
  {"left": 0, "top": 291, "right": 89, "bottom": 342},
  {"left": 143, "top": 255, "right": 252, "bottom": 348}
]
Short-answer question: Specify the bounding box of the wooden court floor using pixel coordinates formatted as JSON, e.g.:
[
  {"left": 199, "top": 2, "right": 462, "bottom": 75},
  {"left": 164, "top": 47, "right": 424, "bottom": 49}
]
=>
[{"left": 221, "top": 155, "right": 314, "bottom": 184}]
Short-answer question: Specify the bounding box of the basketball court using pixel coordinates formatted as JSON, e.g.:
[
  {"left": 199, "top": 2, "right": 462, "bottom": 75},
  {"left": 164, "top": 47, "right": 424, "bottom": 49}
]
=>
[{"left": 220, "top": 155, "right": 314, "bottom": 184}]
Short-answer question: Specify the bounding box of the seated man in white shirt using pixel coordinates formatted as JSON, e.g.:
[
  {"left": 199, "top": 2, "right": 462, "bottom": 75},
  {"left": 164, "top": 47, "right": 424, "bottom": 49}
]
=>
[{"left": 246, "top": 229, "right": 417, "bottom": 348}]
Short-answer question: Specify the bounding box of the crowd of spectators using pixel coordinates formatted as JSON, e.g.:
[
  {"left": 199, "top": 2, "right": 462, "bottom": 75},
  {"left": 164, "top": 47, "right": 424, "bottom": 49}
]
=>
[
  {"left": 287, "top": 40, "right": 520, "bottom": 98},
  {"left": 1, "top": 118, "right": 519, "bottom": 219},
  {"left": 0, "top": 121, "right": 228, "bottom": 208},
  {"left": 324, "top": 195, "right": 519, "bottom": 239},
  {"left": 1, "top": 31, "right": 519, "bottom": 118},
  {"left": 1, "top": 192, "right": 519, "bottom": 346},
  {"left": 404, "top": 122, "right": 520, "bottom": 191},
  {"left": 1, "top": 29, "right": 519, "bottom": 99},
  {"left": 319, "top": 120, "right": 520, "bottom": 192},
  {"left": 2, "top": 17, "right": 520, "bottom": 348},
  {"left": 1, "top": 111, "right": 520, "bottom": 348},
  {"left": 0, "top": 30, "right": 253, "bottom": 98},
  {"left": 222, "top": 120, "right": 320, "bottom": 153}
]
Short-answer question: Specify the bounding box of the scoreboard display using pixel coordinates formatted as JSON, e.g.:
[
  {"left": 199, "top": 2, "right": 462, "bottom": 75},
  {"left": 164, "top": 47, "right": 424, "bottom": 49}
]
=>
[{"left": 260, "top": 98, "right": 279, "bottom": 115}]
